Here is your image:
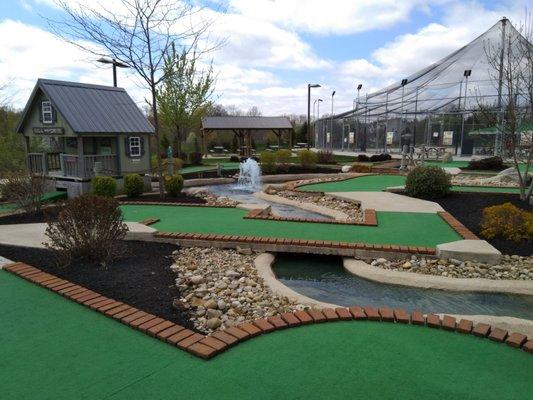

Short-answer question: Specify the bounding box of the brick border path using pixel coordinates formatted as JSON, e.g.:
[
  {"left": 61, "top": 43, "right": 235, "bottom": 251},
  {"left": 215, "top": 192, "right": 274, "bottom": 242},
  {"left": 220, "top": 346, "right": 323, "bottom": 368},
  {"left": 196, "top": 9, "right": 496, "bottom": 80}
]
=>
[{"left": 3, "top": 262, "right": 531, "bottom": 360}]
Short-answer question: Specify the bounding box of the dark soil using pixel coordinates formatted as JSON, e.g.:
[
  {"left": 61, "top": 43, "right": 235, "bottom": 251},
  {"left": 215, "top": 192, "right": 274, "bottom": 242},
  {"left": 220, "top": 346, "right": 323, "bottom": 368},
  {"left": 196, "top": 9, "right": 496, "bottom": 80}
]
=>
[
  {"left": 0, "top": 206, "right": 60, "bottom": 225},
  {"left": 262, "top": 165, "right": 341, "bottom": 175},
  {"left": 436, "top": 192, "right": 532, "bottom": 256},
  {"left": 0, "top": 241, "right": 194, "bottom": 329},
  {"left": 118, "top": 193, "right": 206, "bottom": 204}
]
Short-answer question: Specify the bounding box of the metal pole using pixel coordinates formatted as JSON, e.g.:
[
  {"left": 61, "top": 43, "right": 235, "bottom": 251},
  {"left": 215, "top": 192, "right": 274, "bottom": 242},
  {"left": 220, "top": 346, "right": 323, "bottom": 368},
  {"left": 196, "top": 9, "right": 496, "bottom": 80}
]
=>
[
  {"left": 413, "top": 86, "right": 419, "bottom": 145},
  {"left": 363, "top": 94, "right": 368, "bottom": 152},
  {"left": 384, "top": 91, "right": 389, "bottom": 153},
  {"left": 112, "top": 62, "right": 117, "bottom": 87},
  {"left": 330, "top": 92, "right": 335, "bottom": 150},
  {"left": 307, "top": 84, "right": 311, "bottom": 150},
  {"left": 460, "top": 75, "right": 469, "bottom": 155},
  {"left": 496, "top": 17, "right": 508, "bottom": 156}
]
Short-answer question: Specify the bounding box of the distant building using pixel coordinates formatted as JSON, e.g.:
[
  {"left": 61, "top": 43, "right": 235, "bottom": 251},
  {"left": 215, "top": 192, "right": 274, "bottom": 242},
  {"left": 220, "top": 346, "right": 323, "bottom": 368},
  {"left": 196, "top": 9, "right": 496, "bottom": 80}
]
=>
[{"left": 16, "top": 79, "right": 154, "bottom": 197}]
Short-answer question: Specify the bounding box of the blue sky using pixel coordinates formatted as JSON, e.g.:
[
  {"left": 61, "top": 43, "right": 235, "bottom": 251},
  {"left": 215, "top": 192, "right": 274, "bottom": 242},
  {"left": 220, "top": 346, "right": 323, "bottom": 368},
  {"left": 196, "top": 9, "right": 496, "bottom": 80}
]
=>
[{"left": 0, "top": 0, "right": 527, "bottom": 115}]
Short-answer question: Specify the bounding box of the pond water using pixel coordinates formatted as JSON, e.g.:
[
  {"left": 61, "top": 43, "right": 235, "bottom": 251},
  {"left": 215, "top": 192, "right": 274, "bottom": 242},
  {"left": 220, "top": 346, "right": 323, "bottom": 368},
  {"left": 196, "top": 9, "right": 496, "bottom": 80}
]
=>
[
  {"left": 273, "top": 253, "right": 533, "bottom": 320},
  {"left": 206, "top": 184, "right": 330, "bottom": 220}
]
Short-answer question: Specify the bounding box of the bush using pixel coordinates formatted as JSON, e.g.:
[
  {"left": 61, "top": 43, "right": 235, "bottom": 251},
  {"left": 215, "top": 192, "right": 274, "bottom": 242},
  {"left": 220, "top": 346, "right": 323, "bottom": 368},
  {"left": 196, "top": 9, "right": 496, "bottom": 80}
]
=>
[
  {"left": 357, "top": 154, "right": 370, "bottom": 162},
  {"left": 350, "top": 163, "right": 372, "bottom": 173},
  {"left": 45, "top": 195, "right": 128, "bottom": 265},
  {"left": 369, "top": 153, "right": 392, "bottom": 162},
  {"left": 0, "top": 172, "right": 46, "bottom": 214},
  {"left": 188, "top": 152, "right": 203, "bottom": 166},
  {"left": 467, "top": 156, "right": 506, "bottom": 171},
  {"left": 298, "top": 150, "right": 318, "bottom": 169},
  {"left": 275, "top": 149, "right": 292, "bottom": 171},
  {"left": 317, "top": 149, "right": 334, "bottom": 164},
  {"left": 163, "top": 174, "right": 184, "bottom": 197},
  {"left": 151, "top": 155, "right": 183, "bottom": 174},
  {"left": 91, "top": 176, "right": 117, "bottom": 197},
  {"left": 405, "top": 165, "right": 451, "bottom": 199},
  {"left": 260, "top": 151, "right": 277, "bottom": 173},
  {"left": 124, "top": 174, "right": 144, "bottom": 198},
  {"left": 229, "top": 155, "right": 240, "bottom": 162},
  {"left": 481, "top": 203, "right": 533, "bottom": 242}
]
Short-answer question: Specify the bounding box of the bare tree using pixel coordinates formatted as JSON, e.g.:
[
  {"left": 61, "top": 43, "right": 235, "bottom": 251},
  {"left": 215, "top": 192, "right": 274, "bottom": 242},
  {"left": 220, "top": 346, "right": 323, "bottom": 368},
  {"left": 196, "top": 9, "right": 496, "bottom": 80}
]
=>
[
  {"left": 246, "top": 106, "right": 262, "bottom": 117},
  {"left": 46, "top": 0, "right": 220, "bottom": 197},
  {"left": 476, "top": 16, "right": 533, "bottom": 202}
]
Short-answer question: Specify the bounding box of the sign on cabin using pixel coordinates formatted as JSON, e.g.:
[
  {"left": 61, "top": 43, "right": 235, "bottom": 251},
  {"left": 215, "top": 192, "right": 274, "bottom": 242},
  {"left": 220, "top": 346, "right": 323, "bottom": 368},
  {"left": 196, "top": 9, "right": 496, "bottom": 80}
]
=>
[{"left": 33, "top": 127, "right": 65, "bottom": 135}]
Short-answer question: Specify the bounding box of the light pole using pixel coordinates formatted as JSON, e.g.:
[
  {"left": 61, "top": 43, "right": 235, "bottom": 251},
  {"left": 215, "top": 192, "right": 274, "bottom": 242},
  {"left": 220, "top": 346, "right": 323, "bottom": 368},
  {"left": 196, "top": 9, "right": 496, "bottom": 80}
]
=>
[
  {"left": 399, "top": 78, "right": 408, "bottom": 148},
  {"left": 354, "top": 84, "right": 362, "bottom": 151},
  {"left": 330, "top": 90, "right": 336, "bottom": 150},
  {"left": 97, "top": 57, "right": 129, "bottom": 87},
  {"left": 307, "top": 83, "right": 321, "bottom": 149},
  {"left": 460, "top": 69, "right": 472, "bottom": 155}
]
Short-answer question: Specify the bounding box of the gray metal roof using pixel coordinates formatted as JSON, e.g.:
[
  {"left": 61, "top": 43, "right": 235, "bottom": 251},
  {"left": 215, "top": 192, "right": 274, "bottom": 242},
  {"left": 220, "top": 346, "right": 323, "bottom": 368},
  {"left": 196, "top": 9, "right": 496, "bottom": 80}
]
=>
[
  {"left": 202, "top": 116, "right": 293, "bottom": 130},
  {"left": 17, "top": 79, "right": 154, "bottom": 134}
]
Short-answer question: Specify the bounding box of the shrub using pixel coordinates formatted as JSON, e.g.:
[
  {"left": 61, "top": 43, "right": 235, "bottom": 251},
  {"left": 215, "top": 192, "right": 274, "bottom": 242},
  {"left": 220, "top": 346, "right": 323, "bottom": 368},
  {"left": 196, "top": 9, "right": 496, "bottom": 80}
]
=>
[
  {"left": 124, "top": 174, "right": 144, "bottom": 198},
  {"left": 370, "top": 153, "right": 392, "bottom": 162},
  {"left": 188, "top": 152, "right": 203, "bottom": 166},
  {"left": 467, "top": 156, "right": 506, "bottom": 171},
  {"left": 317, "top": 149, "right": 334, "bottom": 164},
  {"left": 151, "top": 155, "right": 183, "bottom": 174},
  {"left": 45, "top": 195, "right": 128, "bottom": 265},
  {"left": 0, "top": 172, "right": 46, "bottom": 214},
  {"left": 229, "top": 155, "right": 240, "bottom": 162},
  {"left": 349, "top": 163, "right": 372, "bottom": 173},
  {"left": 405, "top": 165, "right": 451, "bottom": 199},
  {"left": 163, "top": 174, "right": 184, "bottom": 197},
  {"left": 260, "top": 151, "right": 277, "bottom": 174},
  {"left": 91, "top": 176, "right": 117, "bottom": 197},
  {"left": 481, "top": 203, "right": 533, "bottom": 242},
  {"left": 275, "top": 149, "right": 292, "bottom": 171},
  {"left": 357, "top": 154, "right": 370, "bottom": 162},
  {"left": 298, "top": 150, "right": 318, "bottom": 169}
]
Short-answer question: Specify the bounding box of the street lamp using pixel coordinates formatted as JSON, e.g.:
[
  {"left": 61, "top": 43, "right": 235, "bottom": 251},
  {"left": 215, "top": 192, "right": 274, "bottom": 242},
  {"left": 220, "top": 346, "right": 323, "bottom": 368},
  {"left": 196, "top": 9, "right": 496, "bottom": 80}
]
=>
[
  {"left": 400, "top": 78, "right": 408, "bottom": 148},
  {"left": 460, "top": 69, "right": 472, "bottom": 155},
  {"left": 307, "top": 83, "right": 321, "bottom": 149},
  {"left": 354, "top": 84, "right": 363, "bottom": 150},
  {"left": 330, "top": 90, "right": 336, "bottom": 150},
  {"left": 97, "top": 57, "right": 129, "bottom": 87}
]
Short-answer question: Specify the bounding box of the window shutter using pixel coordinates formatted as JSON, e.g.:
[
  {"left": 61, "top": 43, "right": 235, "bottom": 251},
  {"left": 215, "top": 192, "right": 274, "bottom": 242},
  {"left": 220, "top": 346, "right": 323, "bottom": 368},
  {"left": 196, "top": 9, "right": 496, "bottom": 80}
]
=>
[
  {"left": 38, "top": 102, "right": 43, "bottom": 123},
  {"left": 124, "top": 137, "right": 131, "bottom": 158},
  {"left": 52, "top": 106, "right": 57, "bottom": 123},
  {"left": 140, "top": 136, "right": 145, "bottom": 156}
]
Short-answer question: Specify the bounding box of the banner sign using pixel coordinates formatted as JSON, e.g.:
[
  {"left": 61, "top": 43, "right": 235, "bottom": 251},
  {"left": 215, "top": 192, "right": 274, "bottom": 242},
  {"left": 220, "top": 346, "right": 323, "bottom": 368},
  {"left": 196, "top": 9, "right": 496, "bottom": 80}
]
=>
[
  {"left": 443, "top": 131, "right": 454, "bottom": 146},
  {"left": 349, "top": 131, "right": 355, "bottom": 144},
  {"left": 33, "top": 127, "right": 64, "bottom": 135},
  {"left": 386, "top": 131, "right": 394, "bottom": 145},
  {"left": 326, "top": 132, "right": 331, "bottom": 143}
]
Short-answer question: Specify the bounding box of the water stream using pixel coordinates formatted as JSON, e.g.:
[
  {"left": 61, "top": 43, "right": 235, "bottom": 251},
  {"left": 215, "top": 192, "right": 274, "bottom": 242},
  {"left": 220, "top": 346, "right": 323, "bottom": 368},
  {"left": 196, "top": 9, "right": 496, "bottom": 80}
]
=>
[{"left": 273, "top": 253, "right": 533, "bottom": 320}]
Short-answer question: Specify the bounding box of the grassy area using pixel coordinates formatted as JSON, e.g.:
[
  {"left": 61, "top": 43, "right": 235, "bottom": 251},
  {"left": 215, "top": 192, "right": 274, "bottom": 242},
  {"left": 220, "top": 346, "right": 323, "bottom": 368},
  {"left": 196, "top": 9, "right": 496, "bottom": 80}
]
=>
[
  {"left": 1, "top": 270, "right": 531, "bottom": 400},
  {"left": 180, "top": 162, "right": 240, "bottom": 174},
  {"left": 0, "top": 190, "right": 67, "bottom": 214},
  {"left": 121, "top": 205, "right": 461, "bottom": 247},
  {"left": 300, "top": 175, "right": 521, "bottom": 194}
]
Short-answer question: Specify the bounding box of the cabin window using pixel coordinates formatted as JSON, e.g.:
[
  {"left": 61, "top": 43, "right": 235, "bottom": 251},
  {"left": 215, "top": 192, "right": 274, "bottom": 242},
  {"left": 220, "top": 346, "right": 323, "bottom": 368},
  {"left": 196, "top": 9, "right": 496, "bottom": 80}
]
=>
[
  {"left": 129, "top": 136, "right": 141, "bottom": 157},
  {"left": 42, "top": 101, "right": 53, "bottom": 124}
]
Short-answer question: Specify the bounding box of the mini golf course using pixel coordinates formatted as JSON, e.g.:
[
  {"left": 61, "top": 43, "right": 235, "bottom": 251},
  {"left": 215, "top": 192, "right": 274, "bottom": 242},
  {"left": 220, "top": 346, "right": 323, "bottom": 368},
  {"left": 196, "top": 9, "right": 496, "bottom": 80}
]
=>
[
  {"left": 0, "top": 190, "right": 67, "bottom": 215},
  {"left": 120, "top": 205, "right": 461, "bottom": 248},
  {"left": 1, "top": 270, "right": 531, "bottom": 400},
  {"left": 298, "top": 174, "right": 521, "bottom": 194}
]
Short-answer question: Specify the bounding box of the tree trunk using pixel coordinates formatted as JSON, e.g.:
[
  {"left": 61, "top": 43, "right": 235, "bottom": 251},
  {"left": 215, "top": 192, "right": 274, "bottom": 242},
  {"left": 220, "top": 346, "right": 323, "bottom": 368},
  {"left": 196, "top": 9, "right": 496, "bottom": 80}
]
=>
[
  {"left": 175, "top": 125, "right": 182, "bottom": 159},
  {"left": 151, "top": 84, "right": 164, "bottom": 198}
]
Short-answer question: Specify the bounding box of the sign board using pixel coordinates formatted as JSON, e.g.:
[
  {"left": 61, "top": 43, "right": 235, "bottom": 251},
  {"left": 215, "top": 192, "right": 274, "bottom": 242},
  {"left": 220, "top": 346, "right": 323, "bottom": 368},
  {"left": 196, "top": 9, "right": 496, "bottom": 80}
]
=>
[
  {"left": 386, "top": 131, "right": 394, "bottom": 145},
  {"left": 348, "top": 132, "right": 355, "bottom": 144},
  {"left": 432, "top": 131, "right": 439, "bottom": 138},
  {"left": 443, "top": 131, "right": 454, "bottom": 146},
  {"left": 326, "top": 132, "right": 331, "bottom": 143},
  {"left": 33, "top": 127, "right": 64, "bottom": 135}
]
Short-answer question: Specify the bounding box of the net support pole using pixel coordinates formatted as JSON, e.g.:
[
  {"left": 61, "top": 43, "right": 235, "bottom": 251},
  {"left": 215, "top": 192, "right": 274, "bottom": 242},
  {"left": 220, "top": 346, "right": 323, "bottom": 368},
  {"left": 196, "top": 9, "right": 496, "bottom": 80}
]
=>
[{"left": 496, "top": 17, "right": 508, "bottom": 156}]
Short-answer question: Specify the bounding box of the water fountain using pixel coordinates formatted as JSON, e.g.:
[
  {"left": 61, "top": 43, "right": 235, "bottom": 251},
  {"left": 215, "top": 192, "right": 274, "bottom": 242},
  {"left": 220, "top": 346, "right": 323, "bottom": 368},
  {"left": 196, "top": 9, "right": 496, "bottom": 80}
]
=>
[{"left": 236, "top": 158, "right": 262, "bottom": 192}]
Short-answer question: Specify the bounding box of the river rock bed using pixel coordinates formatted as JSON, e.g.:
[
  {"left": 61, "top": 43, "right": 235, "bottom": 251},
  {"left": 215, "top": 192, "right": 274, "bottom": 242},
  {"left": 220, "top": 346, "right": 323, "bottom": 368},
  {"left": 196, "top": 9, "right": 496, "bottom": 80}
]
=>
[
  {"left": 451, "top": 174, "right": 520, "bottom": 188},
  {"left": 371, "top": 254, "right": 533, "bottom": 280},
  {"left": 265, "top": 186, "right": 363, "bottom": 222},
  {"left": 171, "top": 247, "right": 305, "bottom": 333},
  {"left": 186, "top": 189, "right": 239, "bottom": 207}
]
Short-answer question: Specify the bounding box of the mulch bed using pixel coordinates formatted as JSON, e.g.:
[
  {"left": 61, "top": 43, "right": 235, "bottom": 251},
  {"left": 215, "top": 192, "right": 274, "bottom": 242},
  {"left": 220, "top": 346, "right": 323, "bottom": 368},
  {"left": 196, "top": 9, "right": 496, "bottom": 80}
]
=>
[
  {"left": 0, "top": 206, "right": 60, "bottom": 225},
  {"left": 436, "top": 192, "right": 532, "bottom": 256},
  {"left": 0, "top": 241, "right": 194, "bottom": 329}
]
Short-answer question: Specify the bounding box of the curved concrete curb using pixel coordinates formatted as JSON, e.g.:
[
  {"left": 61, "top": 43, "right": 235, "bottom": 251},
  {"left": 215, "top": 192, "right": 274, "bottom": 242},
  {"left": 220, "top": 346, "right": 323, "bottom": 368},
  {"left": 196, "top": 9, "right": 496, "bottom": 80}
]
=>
[
  {"left": 254, "top": 253, "right": 338, "bottom": 308},
  {"left": 261, "top": 173, "right": 349, "bottom": 183},
  {"left": 184, "top": 177, "right": 235, "bottom": 187},
  {"left": 343, "top": 258, "right": 533, "bottom": 296},
  {"left": 254, "top": 191, "right": 349, "bottom": 221}
]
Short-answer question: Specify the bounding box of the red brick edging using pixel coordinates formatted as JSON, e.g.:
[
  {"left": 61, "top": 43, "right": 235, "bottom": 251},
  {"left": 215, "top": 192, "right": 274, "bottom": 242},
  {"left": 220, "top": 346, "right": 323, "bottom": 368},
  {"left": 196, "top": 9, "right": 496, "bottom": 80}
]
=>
[
  {"left": 437, "top": 211, "right": 479, "bottom": 240},
  {"left": 4, "top": 262, "right": 531, "bottom": 360},
  {"left": 153, "top": 231, "right": 435, "bottom": 255}
]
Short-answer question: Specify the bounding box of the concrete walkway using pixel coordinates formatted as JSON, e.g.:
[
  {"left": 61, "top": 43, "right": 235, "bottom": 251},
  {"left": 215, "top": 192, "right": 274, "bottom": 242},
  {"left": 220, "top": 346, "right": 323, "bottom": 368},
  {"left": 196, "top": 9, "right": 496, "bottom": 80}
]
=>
[
  {"left": 330, "top": 191, "right": 444, "bottom": 213},
  {"left": 0, "top": 222, "right": 156, "bottom": 249}
]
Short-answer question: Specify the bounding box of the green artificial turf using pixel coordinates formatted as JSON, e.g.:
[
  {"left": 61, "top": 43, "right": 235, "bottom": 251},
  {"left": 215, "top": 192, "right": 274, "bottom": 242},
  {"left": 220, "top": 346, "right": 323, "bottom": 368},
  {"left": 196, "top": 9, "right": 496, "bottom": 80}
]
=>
[
  {"left": 121, "top": 205, "right": 460, "bottom": 247},
  {"left": 299, "top": 174, "right": 407, "bottom": 192},
  {"left": 1, "top": 271, "right": 531, "bottom": 400},
  {"left": 0, "top": 190, "right": 67, "bottom": 214},
  {"left": 299, "top": 175, "right": 521, "bottom": 194}
]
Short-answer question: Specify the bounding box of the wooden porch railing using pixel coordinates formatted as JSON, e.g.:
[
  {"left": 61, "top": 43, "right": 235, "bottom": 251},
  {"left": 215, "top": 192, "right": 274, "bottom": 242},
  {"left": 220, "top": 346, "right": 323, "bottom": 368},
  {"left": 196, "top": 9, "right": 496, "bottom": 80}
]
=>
[{"left": 28, "top": 153, "right": 118, "bottom": 178}]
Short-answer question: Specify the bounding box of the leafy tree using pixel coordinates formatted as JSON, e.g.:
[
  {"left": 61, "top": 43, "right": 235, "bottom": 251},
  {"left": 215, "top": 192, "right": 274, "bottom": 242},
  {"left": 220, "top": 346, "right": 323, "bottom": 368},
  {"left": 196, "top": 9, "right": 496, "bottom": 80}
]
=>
[{"left": 157, "top": 42, "right": 215, "bottom": 158}]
